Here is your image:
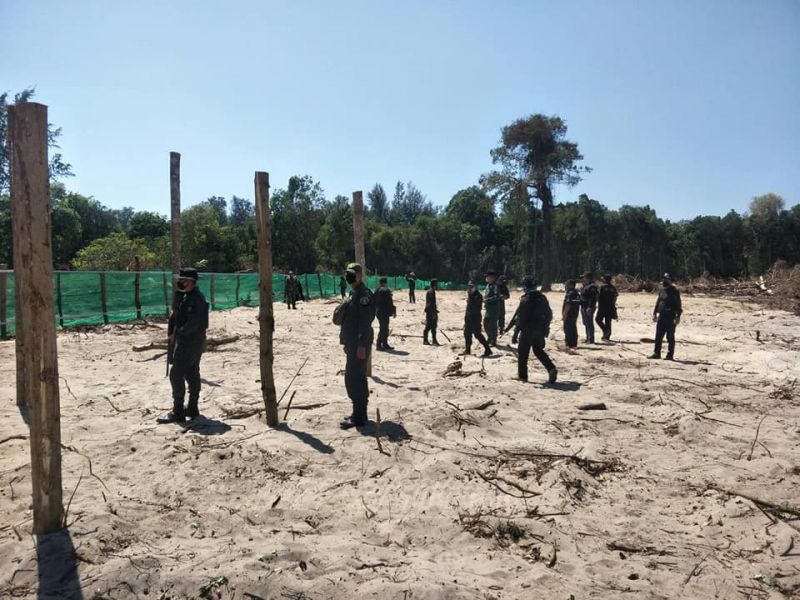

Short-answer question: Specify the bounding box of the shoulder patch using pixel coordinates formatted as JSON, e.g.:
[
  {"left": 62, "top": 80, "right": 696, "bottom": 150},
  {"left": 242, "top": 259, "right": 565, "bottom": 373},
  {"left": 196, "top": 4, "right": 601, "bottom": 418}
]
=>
[{"left": 360, "top": 296, "right": 371, "bottom": 306}]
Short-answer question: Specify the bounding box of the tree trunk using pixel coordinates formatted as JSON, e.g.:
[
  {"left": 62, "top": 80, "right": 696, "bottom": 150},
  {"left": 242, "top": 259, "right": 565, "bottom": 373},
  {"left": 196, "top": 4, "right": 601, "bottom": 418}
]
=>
[{"left": 538, "top": 182, "right": 554, "bottom": 290}]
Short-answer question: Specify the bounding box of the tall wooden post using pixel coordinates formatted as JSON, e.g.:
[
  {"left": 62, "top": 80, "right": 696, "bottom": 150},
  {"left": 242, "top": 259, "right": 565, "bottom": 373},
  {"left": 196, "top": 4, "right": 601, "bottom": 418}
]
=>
[
  {"left": 55, "top": 272, "right": 64, "bottom": 327},
  {"left": 0, "top": 271, "right": 7, "bottom": 339},
  {"left": 9, "top": 102, "right": 64, "bottom": 534},
  {"left": 255, "top": 172, "right": 279, "bottom": 427},
  {"left": 99, "top": 272, "right": 109, "bottom": 324},
  {"left": 352, "top": 191, "right": 371, "bottom": 375},
  {"left": 133, "top": 255, "right": 142, "bottom": 320},
  {"left": 170, "top": 152, "right": 181, "bottom": 295}
]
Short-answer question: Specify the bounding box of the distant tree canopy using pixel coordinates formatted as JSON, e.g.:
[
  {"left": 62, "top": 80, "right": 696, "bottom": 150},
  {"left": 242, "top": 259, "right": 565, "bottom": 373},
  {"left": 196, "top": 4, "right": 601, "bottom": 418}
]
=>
[{"left": 0, "top": 105, "right": 797, "bottom": 283}]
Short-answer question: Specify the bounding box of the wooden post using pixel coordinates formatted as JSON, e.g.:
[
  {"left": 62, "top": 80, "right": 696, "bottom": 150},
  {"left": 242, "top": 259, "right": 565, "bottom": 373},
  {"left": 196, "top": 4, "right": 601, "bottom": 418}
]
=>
[
  {"left": 317, "top": 273, "right": 323, "bottom": 299},
  {"left": 0, "top": 271, "right": 7, "bottom": 339},
  {"left": 133, "top": 255, "right": 142, "bottom": 320},
  {"left": 56, "top": 272, "right": 64, "bottom": 327},
  {"left": 255, "top": 172, "right": 279, "bottom": 427},
  {"left": 9, "top": 102, "right": 64, "bottom": 534},
  {"left": 352, "top": 191, "right": 371, "bottom": 375},
  {"left": 210, "top": 273, "right": 216, "bottom": 310},
  {"left": 99, "top": 272, "right": 109, "bottom": 324},
  {"left": 303, "top": 274, "right": 309, "bottom": 301},
  {"left": 162, "top": 271, "right": 169, "bottom": 316},
  {"left": 235, "top": 273, "right": 241, "bottom": 307},
  {"left": 170, "top": 151, "right": 181, "bottom": 304}
]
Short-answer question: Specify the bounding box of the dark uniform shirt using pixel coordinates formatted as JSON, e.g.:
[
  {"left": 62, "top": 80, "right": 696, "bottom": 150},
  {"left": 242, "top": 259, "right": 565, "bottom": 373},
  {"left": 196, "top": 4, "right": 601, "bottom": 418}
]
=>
[
  {"left": 425, "top": 288, "right": 437, "bottom": 316},
  {"left": 580, "top": 281, "right": 598, "bottom": 311},
  {"left": 375, "top": 287, "right": 395, "bottom": 318},
  {"left": 406, "top": 275, "right": 416, "bottom": 290},
  {"left": 484, "top": 282, "right": 500, "bottom": 312},
  {"left": 339, "top": 282, "right": 375, "bottom": 348},
  {"left": 654, "top": 285, "right": 682, "bottom": 319},
  {"left": 562, "top": 289, "right": 582, "bottom": 320},
  {"left": 517, "top": 290, "right": 553, "bottom": 336},
  {"left": 465, "top": 289, "right": 483, "bottom": 326},
  {"left": 168, "top": 288, "right": 209, "bottom": 360},
  {"left": 597, "top": 282, "right": 618, "bottom": 316},
  {"left": 498, "top": 280, "right": 510, "bottom": 301}
]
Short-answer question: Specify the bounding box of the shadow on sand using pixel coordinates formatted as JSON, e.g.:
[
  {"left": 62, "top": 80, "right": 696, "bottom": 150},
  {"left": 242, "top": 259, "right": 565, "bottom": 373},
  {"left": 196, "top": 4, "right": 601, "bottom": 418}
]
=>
[
  {"left": 357, "top": 420, "right": 411, "bottom": 442},
  {"left": 276, "top": 423, "right": 334, "bottom": 454},
  {"left": 37, "top": 528, "right": 83, "bottom": 600},
  {"left": 181, "top": 416, "right": 231, "bottom": 436}
]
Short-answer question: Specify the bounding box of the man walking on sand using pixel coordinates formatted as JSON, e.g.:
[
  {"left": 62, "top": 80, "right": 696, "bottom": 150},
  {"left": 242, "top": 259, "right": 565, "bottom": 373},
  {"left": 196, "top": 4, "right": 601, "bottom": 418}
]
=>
[
  {"left": 595, "top": 273, "right": 618, "bottom": 341},
  {"left": 649, "top": 273, "right": 682, "bottom": 361},
  {"left": 464, "top": 280, "right": 492, "bottom": 357},
  {"left": 423, "top": 279, "right": 440, "bottom": 345},
  {"left": 515, "top": 275, "right": 557, "bottom": 384}
]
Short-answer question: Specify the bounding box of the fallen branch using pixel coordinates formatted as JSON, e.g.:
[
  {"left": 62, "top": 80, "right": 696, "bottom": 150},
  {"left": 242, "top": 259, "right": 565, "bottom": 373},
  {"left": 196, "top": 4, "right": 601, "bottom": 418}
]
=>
[
  {"left": 706, "top": 485, "right": 800, "bottom": 518},
  {"left": 0, "top": 435, "right": 27, "bottom": 445},
  {"left": 282, "top": 390, "right": 297, "bottom": 420},
  {"left": 278, "top": 357, "right": 309, "bottom": 406},
  {"left": 375, "top": 408, "right": 390, "bottom": 456},
  {"left": 747, "top": 415, "right": 767, "bottom": 461},
  {"left": 132, "top": 335, "right": 240, "bottom": 352},
  {"left": 578, "top": 403, "right": 607, "bottom": 411},
  {"left": 474, "top": 471, "right": 541, "bottom": 499}
]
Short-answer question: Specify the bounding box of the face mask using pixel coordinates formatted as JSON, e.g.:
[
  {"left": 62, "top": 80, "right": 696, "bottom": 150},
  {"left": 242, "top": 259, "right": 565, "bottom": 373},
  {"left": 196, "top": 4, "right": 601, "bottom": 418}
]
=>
[
  {"left": 662, "top": 280, "right": 670, "bottom": 287},
  {"left": 345, "top": 272, "right": 357, "bottom": 284},
  {"left": 177, "top": 280, "right": 187, "bottom": 291}
]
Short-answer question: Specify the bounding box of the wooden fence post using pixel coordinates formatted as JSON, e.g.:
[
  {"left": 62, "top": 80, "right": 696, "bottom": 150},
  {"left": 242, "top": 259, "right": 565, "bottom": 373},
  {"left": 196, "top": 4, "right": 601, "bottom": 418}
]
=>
[
  {"left": 56, "top": 272, "right": 64, "bottom": 327},
  {"left": 352, "top": 191, "right": 371, "bottom": 375},
  {"left": 133, "top": 255, "right": 142, "bottom": 320},
  {"left": 162, "top": 271, "right": 169, "bottom": 316},
  {"left": 0, "top": 271, "right": 7, "bottom": 339},
  {"left": 235, "top": 273, "right": 241, "bottom": 307},
  {"left": 99, "top": 272, "right": 109, "bottom": 324},
  {"left": 9, "top": 102, "right": 64, "bottom": 534},
  {"left": 210, "top": 273, "right": 216, "bottom": 310},
  {"left": 317, "top": 273, "right": 323, "bottom": 299},
  {"left": 170, "top": 152, "right": 181, "bottom": 307},
  {"left": 255, "top": 172, "right": 279, "bottom": 427}
]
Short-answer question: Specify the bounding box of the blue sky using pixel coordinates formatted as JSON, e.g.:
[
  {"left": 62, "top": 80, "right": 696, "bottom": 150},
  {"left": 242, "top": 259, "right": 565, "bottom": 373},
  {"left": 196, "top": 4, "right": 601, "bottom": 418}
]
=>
[{"left": 2, "top": 0, "right": 798, "bottom": 220}]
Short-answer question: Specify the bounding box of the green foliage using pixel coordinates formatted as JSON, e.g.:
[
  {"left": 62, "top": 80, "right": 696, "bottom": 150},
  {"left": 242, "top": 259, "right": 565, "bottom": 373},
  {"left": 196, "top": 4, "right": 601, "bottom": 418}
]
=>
[
  {"left": 367, "top": 183, "right": 389, "bottom": 223},
  {"left": 128, "top": 211, "right": 169, "bottom": 240},
  {"left": 72, "top": 233, "right": 157, "bottom": 271},
  {"left": 315, "top": 195, "right": 353, "bottom": 270},
  {"left": 271, "top": 175, "right": 327, "bottom": 272}
]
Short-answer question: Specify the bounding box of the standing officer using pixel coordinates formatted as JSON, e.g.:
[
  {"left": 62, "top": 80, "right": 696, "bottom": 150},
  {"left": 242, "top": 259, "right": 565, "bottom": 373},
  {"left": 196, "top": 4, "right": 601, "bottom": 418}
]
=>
[
  {"left": 649, "top": 273, "right": 682, "bottom": 361},
  {"left": 483, "top": 270, "right": 500, "bottom": 346},
  {"left": 514, "top": 276, "right": 557, "bottom": 384},
  {"left": 562, "top": 279, "right": 581, "bottom": 351},
  {"left": 423, "top": 278, "right": 440, "bottom": 345},
  {"left": 406, "top": 272, "right": 417, "bottom": 303},
  {"left": 337, "top": 263, "right": 375, "bottom": 429},
  {"left": 497, "top": 275, "right": 511, "bottom": 333},
  {"left": 464, "top": 280, "right": 493, "bottom": 357},
  {"left": 580, "top": 272, "right": 598, "bottom": 344},
  {"left": 284, "top": 270, "right": 304, "bottom": 309},
  {"left": 595, "top": 273, "right": 619, "bottom": 341},
  {"left": 339, "top": 274, "right": 347, "bottom": 299},
  {"left": 374, "top": 277, "right": 396, "bottom": 351},
  {"left": 159, "top": 268, "right": 209, "bottom": 423}
]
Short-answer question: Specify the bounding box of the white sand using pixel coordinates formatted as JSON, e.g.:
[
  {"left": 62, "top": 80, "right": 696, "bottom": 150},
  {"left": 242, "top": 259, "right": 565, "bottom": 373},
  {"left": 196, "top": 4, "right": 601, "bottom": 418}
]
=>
[{"left": 1, "top": 290, "right": 799, "bottom": 599}]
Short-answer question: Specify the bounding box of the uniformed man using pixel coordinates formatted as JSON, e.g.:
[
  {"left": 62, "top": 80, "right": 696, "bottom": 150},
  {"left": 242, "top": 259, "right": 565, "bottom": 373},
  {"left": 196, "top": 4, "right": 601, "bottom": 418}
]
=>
[
  {"left": 339, "top": 274, "right": 347, "bottom": 299},
  {"left": 158, "top": 268, "right": 209, "bottom": 423},
  {"left": 284, "top": 270, "right": 304, "bottom": 309},
  {"left": 580, "top": 272, "right": 598, "bottom": 344},
  {"left": 406, "top": 272, "right": 417, "bottom": 303},
  {"left": 514, "top": 276, "right": 557, "bottom": 383},
  {"left": 483, "top": 270, "right": 500, "bottom": 346},
  {"left": 374, "top": 277, "right": 396, "bottom": 351},
  {"left": 648, "top": 273, "right": 682, "bottom": 361},
  {"left": 338, "top": 263, "right": 375, "bottom": 429},
  {"left": 562, "top": 279, "right": 581, "bottom": 351},
  {"left": 423, "top": 278, "right": 440, "bottom": 345},
  {"left": 464, "top": 280, "right": 492, "bottom": 357},
  {"left": 595, "top": 273, "right": 619, "bottom": 341},
  {"left": 497, "top": 275, "right": 511, "bottom": 333}
]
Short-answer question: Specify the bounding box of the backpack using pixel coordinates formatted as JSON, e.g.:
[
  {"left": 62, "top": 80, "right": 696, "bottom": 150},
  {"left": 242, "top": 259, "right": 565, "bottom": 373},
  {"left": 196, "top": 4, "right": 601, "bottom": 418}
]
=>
[{"left": 332, "top": 298, "right": 348, "bottom": 326}]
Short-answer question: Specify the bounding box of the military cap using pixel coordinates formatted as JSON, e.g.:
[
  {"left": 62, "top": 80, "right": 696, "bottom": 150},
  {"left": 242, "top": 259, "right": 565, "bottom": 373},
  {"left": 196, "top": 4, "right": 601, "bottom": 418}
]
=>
[
  {"left": 430, "top": 278, "right": 439, "bottom": 285},
  {"left": 178, "top": 268, "right": 199, "bottom": 281},
  {"left": 379, "top": 276, "right": 387, "bottom": 284},
  {"left": 346, "top": 263, "right": 363, "bottom": 274},
  {"left": 522, "top": 275, "right": 537, "bottom": 289},
  {"left": 485, "top": 269, "right": 498, "bottom": 277},
  {"left": 663, "top": 272, "right": 673, "bottom": 281},
  {"left": 582, "top": 271, "right": 594, "bottom": 279}
]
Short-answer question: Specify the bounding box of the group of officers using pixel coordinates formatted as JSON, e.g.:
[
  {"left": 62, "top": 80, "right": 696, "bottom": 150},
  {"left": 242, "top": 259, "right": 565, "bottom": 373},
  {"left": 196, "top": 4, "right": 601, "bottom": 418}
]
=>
[{"left": 158, "top": 264, "right": 683, "bottom": 430}]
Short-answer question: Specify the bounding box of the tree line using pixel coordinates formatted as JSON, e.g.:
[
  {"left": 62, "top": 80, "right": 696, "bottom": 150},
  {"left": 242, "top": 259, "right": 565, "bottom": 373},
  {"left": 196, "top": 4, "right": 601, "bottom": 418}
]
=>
[{"left": 1, "top": 90, "right": 798, "bottom": 286}]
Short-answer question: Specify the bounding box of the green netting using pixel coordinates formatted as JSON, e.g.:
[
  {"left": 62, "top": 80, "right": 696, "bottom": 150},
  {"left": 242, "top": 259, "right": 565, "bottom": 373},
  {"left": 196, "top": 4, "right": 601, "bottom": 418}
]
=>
[{"left": 0, "top": 271, "right": 454, "bottom": 337}]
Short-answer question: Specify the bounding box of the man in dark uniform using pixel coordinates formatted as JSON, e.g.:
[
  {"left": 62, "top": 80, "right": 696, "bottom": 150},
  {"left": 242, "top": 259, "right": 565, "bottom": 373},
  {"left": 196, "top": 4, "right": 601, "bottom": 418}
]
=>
[
  {"left": 159, "top": 268, "right": 209, "bottom": 423},
  {"left": 339, "top": 274, "right": 347, "bottom": 299},
  {"left": 515, "top": 275, "right": 557, "bottom": 384},
  {"left": 595, "top": 273, "right": 619, "bottom": 341},
  {"left": 284, "top": 270, "right": 304, "bottom": 309},
  {"left": 497, "top": 275, "right": 511, "bottom": 333},
  {"left": 338, "top": 263, "right": 375, "bottom": 429},
  {"left": 423, "top": 278, "right": 440, "bottom": 345},
  {"left": 580, "top": 272, "right": 598, "bottom": 344},
  {"left": 374, "top": 277, "right": 396, "bottom": 351},
  {"left": 406, "top": 272, "right": 417, "bottom": 303},
  {"left": 464, "top": 280, "right": 492, "bottom": 357},
  {"left": 483, "top": 270, "right": 500, "bottom": 346},
  {"left": 649, "top": 273, "right": 682, "bottom": 361},
  {"left": 562, "top": 279, "right": 581, "bottom": 351}
]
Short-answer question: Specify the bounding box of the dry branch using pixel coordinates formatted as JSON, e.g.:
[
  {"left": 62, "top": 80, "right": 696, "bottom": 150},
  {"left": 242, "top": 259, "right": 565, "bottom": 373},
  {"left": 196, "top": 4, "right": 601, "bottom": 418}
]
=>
[{"left": 132, "top": 335, "right": 239, "bottom": 352}]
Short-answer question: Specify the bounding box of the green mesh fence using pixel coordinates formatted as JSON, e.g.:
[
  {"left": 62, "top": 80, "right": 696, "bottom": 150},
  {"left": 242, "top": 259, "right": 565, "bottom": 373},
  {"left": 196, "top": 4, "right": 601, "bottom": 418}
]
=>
[{"left": 0, "top": 271, "right": 446, "bottom": 337}]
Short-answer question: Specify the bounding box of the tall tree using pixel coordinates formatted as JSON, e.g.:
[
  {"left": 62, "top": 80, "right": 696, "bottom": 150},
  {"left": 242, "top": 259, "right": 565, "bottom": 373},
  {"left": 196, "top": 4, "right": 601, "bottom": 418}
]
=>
[
  {"left": 367, "top": 183, "right": 389, "bottom": 223},
  {"left": 485, "top": 114, "right": 590, "bottom": 289},
  {"left": 230, "top": 195, "right": 255, "bottom": 227},
  {"left": 390, "top": 181, "right": 437, "bottom": 225},
  {"left": 0, "top": 88, "right": 73, "bottom": 193}
]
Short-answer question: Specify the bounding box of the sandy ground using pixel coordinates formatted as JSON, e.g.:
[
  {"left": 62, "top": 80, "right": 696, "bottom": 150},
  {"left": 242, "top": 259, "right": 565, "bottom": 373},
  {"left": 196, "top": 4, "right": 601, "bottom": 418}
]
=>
[{"left": 1, "top": 289, "right": 799, "bottom": 600}]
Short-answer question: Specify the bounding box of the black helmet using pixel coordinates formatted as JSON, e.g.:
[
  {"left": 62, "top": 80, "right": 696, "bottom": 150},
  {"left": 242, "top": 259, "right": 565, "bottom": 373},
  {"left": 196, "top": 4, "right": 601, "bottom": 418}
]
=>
[{"left": 522, "top": 275, "right": 537, "bottom": 290}]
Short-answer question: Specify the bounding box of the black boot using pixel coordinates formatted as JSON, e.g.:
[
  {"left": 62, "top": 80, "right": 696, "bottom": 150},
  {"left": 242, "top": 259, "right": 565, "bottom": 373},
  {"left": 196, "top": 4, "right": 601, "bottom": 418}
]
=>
[
  {"left": 482, "top": 346, "right": 493, "bottom": 357},
  {"left": 157, "top": 410, "right": 185, "bottom": 424}
]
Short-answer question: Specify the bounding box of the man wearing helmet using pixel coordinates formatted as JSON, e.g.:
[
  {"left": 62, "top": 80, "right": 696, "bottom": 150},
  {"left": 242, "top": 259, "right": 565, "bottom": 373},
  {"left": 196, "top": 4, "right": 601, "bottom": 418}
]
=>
[{"left": 514, "top": 276, "right": 557, "bottom": 384}]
